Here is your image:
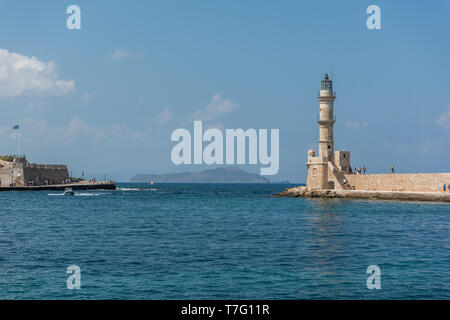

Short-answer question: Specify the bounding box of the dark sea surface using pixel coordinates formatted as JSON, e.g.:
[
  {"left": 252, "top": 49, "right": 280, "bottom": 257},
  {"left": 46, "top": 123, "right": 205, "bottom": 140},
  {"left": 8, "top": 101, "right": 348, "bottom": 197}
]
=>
[{"left": 0, "top": 183, "right": 449, "bottom": 299}]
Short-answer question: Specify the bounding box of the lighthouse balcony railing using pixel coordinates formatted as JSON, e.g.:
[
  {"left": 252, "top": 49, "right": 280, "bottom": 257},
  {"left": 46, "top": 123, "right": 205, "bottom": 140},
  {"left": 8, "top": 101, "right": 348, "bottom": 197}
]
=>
[
  {"left": 317, "top": 91, "right": 336, "bottom": 97},
  {"left": 317, "top": 115, "right": 336, "bottom": 122}
]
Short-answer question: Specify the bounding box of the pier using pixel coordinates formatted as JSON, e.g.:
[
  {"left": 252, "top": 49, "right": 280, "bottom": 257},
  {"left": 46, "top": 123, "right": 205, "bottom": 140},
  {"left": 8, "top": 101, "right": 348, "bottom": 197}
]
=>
[
  {"left": 0, "top": 181, "right": 116, "bottom": 192},
  {"left": 275, "top": 186, "right": 450, "bottom": 203}
]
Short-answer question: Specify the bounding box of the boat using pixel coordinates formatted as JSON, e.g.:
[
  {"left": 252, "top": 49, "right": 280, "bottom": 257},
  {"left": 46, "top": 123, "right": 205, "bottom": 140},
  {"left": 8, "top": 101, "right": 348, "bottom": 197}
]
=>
[{"left": 63, "top": 187, "right": 75, "bottom": 196}]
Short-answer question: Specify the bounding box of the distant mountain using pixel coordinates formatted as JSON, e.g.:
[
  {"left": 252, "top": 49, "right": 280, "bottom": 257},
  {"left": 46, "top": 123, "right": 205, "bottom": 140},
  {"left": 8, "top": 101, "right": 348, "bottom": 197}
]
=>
[{"left": 130, "top": 167, "right": 270, "bottom": 183}]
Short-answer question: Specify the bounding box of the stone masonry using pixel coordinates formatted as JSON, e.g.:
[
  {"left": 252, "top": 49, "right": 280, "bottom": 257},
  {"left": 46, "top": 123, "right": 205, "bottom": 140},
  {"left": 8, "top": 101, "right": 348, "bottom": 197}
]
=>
[
  {"left": 344, "top": 173, "right": 450, "bottom": 193},
  {"left": 0, "top": 157, "right": 69, "bottom": 187}
]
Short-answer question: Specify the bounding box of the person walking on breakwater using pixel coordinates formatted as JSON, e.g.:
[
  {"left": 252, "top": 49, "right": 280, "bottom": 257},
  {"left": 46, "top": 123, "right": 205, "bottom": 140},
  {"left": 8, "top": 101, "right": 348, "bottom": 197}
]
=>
[
  {"left": 392, "top": 165, "right": 395, "bottom": 174},
  {"left": 363, "top": 165, "right": 366, "bottom": 174},
  {"left": 444, "top": 184, "right": 447, "bottom": 193}
]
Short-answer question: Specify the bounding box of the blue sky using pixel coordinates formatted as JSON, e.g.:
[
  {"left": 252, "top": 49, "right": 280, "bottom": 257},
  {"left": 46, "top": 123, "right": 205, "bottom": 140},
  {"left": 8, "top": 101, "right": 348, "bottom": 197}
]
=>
[{"left": 0, "top": 0, "right": 449, "bottom": 182}]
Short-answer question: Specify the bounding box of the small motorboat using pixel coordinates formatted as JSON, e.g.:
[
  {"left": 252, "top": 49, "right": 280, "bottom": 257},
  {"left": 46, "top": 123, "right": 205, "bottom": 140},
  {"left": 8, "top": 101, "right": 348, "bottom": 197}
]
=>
[{"left": 63, "top": 187, "right": 75, "bottom": 196}]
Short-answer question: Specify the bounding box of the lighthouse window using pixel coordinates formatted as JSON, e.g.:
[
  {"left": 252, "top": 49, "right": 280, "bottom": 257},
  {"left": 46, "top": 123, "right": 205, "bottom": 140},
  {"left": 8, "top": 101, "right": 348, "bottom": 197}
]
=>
[
  {"left": 328, "top": 145, "right": 331, "bottom": 149},
  {"left": 343, "top": 154, "right": 346, "bottom": 158}
]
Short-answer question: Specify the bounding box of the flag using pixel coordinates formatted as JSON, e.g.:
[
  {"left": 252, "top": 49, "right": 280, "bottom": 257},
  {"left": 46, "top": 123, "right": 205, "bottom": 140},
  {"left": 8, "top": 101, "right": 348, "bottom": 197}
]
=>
[{"left": 13, "top": 124, "right": 19, "bottom": 130}]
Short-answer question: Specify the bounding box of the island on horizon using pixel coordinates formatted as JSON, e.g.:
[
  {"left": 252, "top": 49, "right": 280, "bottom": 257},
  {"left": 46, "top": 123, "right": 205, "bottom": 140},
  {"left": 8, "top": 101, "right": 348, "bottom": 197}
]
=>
[{"left": 130, "top": 167, "right": 271, "bottom": 184}]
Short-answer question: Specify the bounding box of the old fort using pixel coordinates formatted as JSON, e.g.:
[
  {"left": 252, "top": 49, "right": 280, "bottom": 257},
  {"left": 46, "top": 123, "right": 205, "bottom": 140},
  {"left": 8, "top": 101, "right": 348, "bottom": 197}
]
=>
[
  {"left": 0, "top": 155, "right": 115, "bottom": 190},
  {"left": 0, "top": 156, "right": 69, "bottom": 187}
]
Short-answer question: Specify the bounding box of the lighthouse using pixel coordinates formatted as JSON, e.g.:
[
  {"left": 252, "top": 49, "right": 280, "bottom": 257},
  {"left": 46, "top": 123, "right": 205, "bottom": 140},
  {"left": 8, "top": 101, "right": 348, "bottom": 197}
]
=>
[
  {"left": 318, "top": 73, "right": 335, "bottom": 161},
  {"left": 306, "top": 73, "right": 350, "bottom": 190}
]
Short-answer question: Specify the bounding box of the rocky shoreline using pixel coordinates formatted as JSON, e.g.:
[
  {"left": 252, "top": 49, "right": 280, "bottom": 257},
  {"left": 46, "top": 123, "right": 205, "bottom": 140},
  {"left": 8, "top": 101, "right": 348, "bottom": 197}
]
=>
[{"left": 275, "top": 186, "right": 450, "bottom": 203}]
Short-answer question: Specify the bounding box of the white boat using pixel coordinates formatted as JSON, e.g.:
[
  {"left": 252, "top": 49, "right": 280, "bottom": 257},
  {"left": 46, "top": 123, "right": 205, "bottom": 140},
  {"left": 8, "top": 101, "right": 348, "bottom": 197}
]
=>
[{"left": 63, "top": 187, "right": 75, "bottom": 196}]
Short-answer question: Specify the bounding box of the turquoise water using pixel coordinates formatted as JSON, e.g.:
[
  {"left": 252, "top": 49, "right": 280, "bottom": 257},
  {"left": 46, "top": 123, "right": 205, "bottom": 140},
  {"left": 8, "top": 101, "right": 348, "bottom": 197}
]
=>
[{"left": 0, "top": 183, "right": 448, "bottom": 299}]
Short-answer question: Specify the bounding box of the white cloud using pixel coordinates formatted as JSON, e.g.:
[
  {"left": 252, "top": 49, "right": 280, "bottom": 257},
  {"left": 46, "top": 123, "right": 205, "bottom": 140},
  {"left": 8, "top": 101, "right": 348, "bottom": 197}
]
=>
[
  {"left": 418, "top": 138, "right": 450, "bottom": 155},
  {"left": 205, "top": 122, "right": 225, "bottom": 131},
  {"left": 109, "top": 125, "right": 152, "bottom": 142},
  {"left": 381, "top": 141, "right": 408, "bottom": 153},
  {"left": 62, "top": 116, "right": 106, "bottom": 143},
  {"left": 345, "top": 120, "right": 368, "bottom": 130},
  {"left": 0, "top": 125, "right": 18, "bottom": 139},
  {"left": 394, "top": 145, "right": 408, "bottom": 153},
  {"left": 24, "top": 118, "right": 48, "bottom": 135},
  {"left": 81, "top": 92, "right": 93, "bottom": 103},
  {"left": 136, "top": 96, "right": 145, "bottom": 108},
  {"left": 62, "top": 117, "right": 152, "bottom": 144},
  {"left": 0, "top": 48, "right": 74, "bottom": 98},
  {"left": 25, "top": 101, "right": 48, "bottom": 111},
  {"left": 156, "top": 108, "right": 173, "bottom": 125},
  {"left": 108, "top": 48, "right": 131, "bottom": 61},
  {"left": 2, "top": 116, "right": 152, "bottom": 146},
  {"left": 0, "top": 125, "right": 9, "bottom": 137},
  {"left": 436, "top": 107, "right": 450, "bottom": 130},
  {"left": 188, "top": 93, "right": 238, "bottom": 121}
]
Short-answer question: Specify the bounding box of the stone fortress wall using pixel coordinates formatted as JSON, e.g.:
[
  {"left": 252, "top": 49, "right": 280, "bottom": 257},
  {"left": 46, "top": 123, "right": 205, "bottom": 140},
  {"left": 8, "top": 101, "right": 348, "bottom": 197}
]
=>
[
  {"left": 343, "top": 173, "right": 450, "bottom": 193},
  {"left": 0, "top": 158, "right": 69, "bottom": 187}
]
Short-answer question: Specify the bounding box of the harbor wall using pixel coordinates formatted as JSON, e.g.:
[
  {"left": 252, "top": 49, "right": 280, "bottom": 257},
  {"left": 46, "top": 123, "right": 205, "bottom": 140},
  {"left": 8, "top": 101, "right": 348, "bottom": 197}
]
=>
[
  {"left": 344, "top": 173, "right": 450, "bottom": 192},
  {"left": 0, "top": 181, "right": 116, "bottom": 191},
  {"left": 23, "top": 165, "right": 69, "bottom": 185},
  {"left": 0, "top": 159, "right": 69, "bottom": 186},
  {"left": 275, "top": 187, "right": 450, "bottom": 203}
]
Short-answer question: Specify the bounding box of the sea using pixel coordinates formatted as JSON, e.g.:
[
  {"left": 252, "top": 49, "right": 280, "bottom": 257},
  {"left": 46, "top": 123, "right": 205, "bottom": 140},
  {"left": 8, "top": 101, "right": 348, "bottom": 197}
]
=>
[{"left": 0, "top": 183, "right": 448, "bottom": 299}]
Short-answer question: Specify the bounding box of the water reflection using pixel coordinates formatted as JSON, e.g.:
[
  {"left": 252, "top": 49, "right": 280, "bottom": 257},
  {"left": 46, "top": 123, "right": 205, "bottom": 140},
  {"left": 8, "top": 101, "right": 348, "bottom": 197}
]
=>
[{"left": 302, "top": 199, "right": 351, "bottom": 290}]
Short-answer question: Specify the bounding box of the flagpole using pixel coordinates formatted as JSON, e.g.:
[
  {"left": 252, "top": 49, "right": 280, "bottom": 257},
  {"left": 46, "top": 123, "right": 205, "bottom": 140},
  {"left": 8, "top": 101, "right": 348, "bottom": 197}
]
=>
[{"left": 19, "top": 120, "right": 21, "bottom": 158}]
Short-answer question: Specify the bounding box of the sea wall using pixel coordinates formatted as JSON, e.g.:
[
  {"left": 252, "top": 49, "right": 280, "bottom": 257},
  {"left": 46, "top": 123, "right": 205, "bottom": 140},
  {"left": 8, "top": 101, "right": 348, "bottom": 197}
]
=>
[
  {"left": 0, "top": 181, "right": 116, "bottom": 191},
  {"left": 0, "top": 170, "right": 14, "bottom": 187},
  {"left": 0, "top": 159, "right": 69, "bottom": 186},
  {"left": 344, "top": 173, "right": 450, "bottom": 192},
  {"left": 275, "top": 187, "right": 450, "bottom": 203},
  {"left": 0, "top": 160, "right": 18, "bottom": 186},
  {"left": 23, "top": 165, "right": 69, "bottom": 185}
]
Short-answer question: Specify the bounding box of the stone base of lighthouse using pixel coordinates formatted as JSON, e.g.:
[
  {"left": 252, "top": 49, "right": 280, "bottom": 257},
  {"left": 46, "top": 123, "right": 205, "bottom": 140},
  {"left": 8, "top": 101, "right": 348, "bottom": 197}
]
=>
[{"left": 306, "top": 150, "right": 351, "bottom": 191}]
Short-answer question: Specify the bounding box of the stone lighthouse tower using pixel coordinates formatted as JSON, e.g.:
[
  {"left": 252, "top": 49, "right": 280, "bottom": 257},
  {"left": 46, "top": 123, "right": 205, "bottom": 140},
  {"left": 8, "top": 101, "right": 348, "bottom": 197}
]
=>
[
  {"left": 318, "top": 73, "right": 336, "bottom": 161},
  {"left": 306, "top": 73, "right": 349, "bottom": 190}
]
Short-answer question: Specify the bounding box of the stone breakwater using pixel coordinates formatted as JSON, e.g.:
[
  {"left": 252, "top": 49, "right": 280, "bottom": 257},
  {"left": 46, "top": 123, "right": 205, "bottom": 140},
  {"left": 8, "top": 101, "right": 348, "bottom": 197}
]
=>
[
  {"left": 0, "top": 181, "right": 116, "bottom": 192},
  {"left": 275, "top": 186, "right": 450, "bottom": 203}
]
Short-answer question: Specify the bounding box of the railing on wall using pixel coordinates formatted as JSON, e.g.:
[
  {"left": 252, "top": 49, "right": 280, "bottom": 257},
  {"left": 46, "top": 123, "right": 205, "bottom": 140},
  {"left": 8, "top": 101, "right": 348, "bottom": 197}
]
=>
[
  {"left": 26, "top": 164, "right": 67, "bottom": 169},
  {"left": 317, "top": 115, "right": 337, "bottom": 122}
]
